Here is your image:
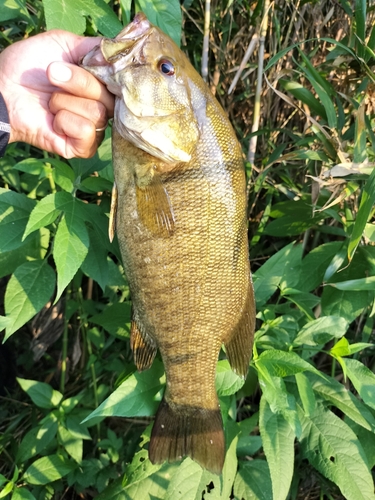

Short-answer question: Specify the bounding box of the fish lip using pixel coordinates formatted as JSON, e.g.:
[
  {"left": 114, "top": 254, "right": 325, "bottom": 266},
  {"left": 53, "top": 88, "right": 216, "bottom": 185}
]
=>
[{"left": 114, "top": 12, "right": 151, "bottom": 43}]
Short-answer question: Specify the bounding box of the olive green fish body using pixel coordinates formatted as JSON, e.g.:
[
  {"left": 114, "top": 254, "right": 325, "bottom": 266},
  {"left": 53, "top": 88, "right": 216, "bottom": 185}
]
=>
[{"left": 81, "top": 13, "right": 255, "bottom": 474}]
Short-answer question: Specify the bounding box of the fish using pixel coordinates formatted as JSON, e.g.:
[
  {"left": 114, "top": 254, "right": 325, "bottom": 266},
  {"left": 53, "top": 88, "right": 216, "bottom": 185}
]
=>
[{"left": 80, "top": 12, "right": 255, "bottom": 474}]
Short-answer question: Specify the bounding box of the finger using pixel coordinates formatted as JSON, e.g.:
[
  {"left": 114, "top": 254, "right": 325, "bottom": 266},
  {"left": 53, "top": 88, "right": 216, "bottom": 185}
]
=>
[
  {"left": 47, "top": 62, "right": 114, "bottom": 117},
  {"left": 49, "top": 91, "right": 108, "bottom": 130},
  {"left": 52, "top": 109, "right": 98, "bottom": 158}
]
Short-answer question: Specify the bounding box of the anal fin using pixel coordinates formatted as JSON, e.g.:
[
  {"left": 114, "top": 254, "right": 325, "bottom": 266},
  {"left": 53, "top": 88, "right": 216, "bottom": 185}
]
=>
[
  {"left": 130, "top": 319, "right": 157, "bottom": 371},
  {"left": 224, "top": 284, "right": 255, "bottom": 378},
  {"left": 136, "top": 175, "right": 175, "bottom": 237}
]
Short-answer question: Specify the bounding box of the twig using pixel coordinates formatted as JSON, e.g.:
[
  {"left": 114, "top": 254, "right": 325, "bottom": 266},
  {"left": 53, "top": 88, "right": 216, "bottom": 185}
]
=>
[
  {"left": 247, "top": 0, "right": 270, "bottom": 165},
  {"left": 201, "top": 0, "right": 211, "bottom": 81},
  {"left": 228, "top": 33, "right": 258, "bottom": 95}
]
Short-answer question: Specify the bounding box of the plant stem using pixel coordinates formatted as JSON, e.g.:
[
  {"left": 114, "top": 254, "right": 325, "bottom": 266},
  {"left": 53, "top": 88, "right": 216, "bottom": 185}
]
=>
[{"left": 201, "top": 0, "right": 211, "bottom": 81}]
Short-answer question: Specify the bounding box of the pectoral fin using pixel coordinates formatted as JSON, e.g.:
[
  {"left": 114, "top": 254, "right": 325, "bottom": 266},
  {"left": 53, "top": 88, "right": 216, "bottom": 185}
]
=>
[
  {"left": 130, "top": 319, "right": 157, "bottom": 371},
  {"left": 136, "top": 176, "right": 175, "bottom": 237},
  {"left": 108, "top": 182, "right": 118, "bottom": 243},
  {"left": 224, "top": 285, "right": 255, "bottom": 378}
]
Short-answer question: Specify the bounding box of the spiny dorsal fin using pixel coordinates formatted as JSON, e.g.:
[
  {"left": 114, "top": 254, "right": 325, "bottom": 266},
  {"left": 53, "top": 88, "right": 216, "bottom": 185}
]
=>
[
  {"left": 108, "top": 182, "right": 118, "bottom": 243},
  {"left": 136, "top": 175, "right": 175, "bottom": 237}
]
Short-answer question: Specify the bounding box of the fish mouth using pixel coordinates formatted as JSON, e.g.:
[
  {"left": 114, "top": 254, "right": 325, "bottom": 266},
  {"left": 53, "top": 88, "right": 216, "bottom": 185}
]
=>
[{"left": 80, "top": 12, "right": 151, "bottom": 69}]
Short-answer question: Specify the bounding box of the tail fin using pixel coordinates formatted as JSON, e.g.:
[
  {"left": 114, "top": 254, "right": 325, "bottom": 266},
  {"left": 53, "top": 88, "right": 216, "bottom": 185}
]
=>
[{"left": 149, "top": 398, "right": 224, "bottom": 475}]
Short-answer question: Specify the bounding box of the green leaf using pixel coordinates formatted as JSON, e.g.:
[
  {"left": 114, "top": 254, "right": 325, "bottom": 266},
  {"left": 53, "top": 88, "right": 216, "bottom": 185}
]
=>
[
  {"left": 215, "top": 360, "right": 245, "bottom": 396},
  {"left": 135, "top": 0, "right": 182, "bottom": 46},
  {"left": 165, "top": 458, "right": 216, "bottom": 500},
  {"left": 0, "top": 189, "right": 36, "bottom": 251},
  {"left": 43, "top": 0, "right": 122, "bottom": 36},
  {"left": 259, "top": 397, "right": 294, "bottom": 500},
  {"left": 90, "top": 302, "right": 131, "bottom": 339},
  {"left": 82, "top": 360, "right": 165, "bottom": 422},
  {"left": 330, "top": 337, "right": 373, "bottom": 358},
  {"left": 257, "top": 371, "right": 301, "bottom": 438},
  {"left": 4, "top": 260, "right": 56, "bottom": 340},
  {"left": 279, "top": 79, "right": 326, "bottom": 118},
  {"left": 0, "top": 315, "right": 11, "bottom": 333},
  {"left": 295, "top": 372, "right": 316, "bottom": 416},
  {"left": 329, "top": 276, "right": 375, "bottom": 291},
  {"left": 17, "top": 378, "right": 63, "bottom": 409},
  {"left": 23, "top": 191, "right": 74, "bottom": 239},
  {"left": 348, "top": 167, "right": 375, "bottom": 261},
  {"left": 123, "top": 448, "right": 163, "bottom": 489},
  {"left": 51, "top": 160, "right": 75, "bottom": 193},
  {"left": 53, "top": 202, "right": 89, "bottom": 302},
  {"left": 309, "top": 372, "right": 375, "bottom": 432},
  {"left": 0, "top": 482, "right": 14, "bottom": 498},
  {"left": 233, "top": 460, "right": 272, "bottom": 500},
  {"left": 298, "top": 404, "right": 375, "bottom": 500},
  {"left": 344, "top": 358, "right": 375, "bottom": 411},
  {"left": 0, "top": 0, "right": 32, "bottom": 23},
  {"left": 253, "top": 242, "right": 295, "bottom": 306},
  {"left": 11, "top": 488, "right": 37, "bottom": 500},
  {"left": 58, "top": 426, "right": 83, "bottom": 464},
  {"left": 16, "top": 413, "right": 58, "bottom": 463},
  {"left": 256, "top": 350, "right": 320, "bottom": 377},
  {"left": 0, "top": 228, "right": 50, "bottom": 279},
  {"left": 293, "top": 316, "right": 349, "bottom": 347},
  {"left": 23, "top": 455, "right": 76, "bottom": 485},
  {"left": 81, "top": 227, "right": 109, "bottom": 291}
]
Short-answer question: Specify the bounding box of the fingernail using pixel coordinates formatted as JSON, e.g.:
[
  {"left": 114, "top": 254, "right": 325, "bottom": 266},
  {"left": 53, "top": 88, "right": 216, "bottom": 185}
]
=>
[{"left": 50, "top": 62, "right": 72, "bottom": 82}]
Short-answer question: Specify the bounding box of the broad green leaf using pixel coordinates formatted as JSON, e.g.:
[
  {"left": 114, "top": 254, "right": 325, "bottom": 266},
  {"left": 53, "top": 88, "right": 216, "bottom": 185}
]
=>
[
  {"left": 13, "top": 158, "right": 50, "bottom": 176},
  {"left": 43, "top": 0, "right": 122, "bottom": 36},
  {"left": 123, "top": 448, "right": 163, "bottom": 488},
  {"left": 65, "top": 415, "right": 91, "bottom": 440},
  {"left": 81, "top": 227, "right": 109, "bottom": 291},
  {"left": 258, "top": 372, "right": 301, "bottom": 438},
  {"left": 51, "top": 161, "right": 75, "bottom": 192},
  {"left": 256, "top": 349, "right": 320, "bottom": 377},
  {"left": 17, "top": 378, "right": 63, "bottom": 409},
  {"left": 4, "top": 260, "right": 56, "bottom": 340},
  {"left": 0, "top": 0, "right": 32, "bottom": 23},
  {"left": 0, "top": 315, "right": 11, "bottom": 333},
  {"left": 355, "top": 0, "right": 366, "bottom": 59},
  {"left": 23, "top": 455, "right": 76, "bottom": 485},
  {"left": 89, "top": 302, "right": 131, "bottom": 339},
  {"left": 344, "top": 358, "right": 375, "bottom": 410},
  {"left": 264, "top": 213, "right": 324, "bottom": 237},
  {"left": 82, "top": 361, "right": 165, "bottom": 422},
  {"left": 298, "top": 404, "right": 375, "bottom": 500},
  {"left": 165, "top": 458, "right": 217, "bottom": 500},
  {"left": 58, "top": 426, "right": 83, "bottom": 464},
  {"left": 0, "top": 482, "right": 14, "bottom": 498},
  {"left": 259, "top": 396, "right": 294, "bottom": 500},
  {"left": 23, "top": 191, "right": 73, "bottom": 239},
  {"left": 16, "top": 413, "right": 58, "bottom": 463},
  {"left": 330, "top": 337, "right": 373, "bottom": 357},
  {"left": 346, "top": 419, "right": 375, "bottom": 470},
  {"left": 215, "top": 360, "right": 245, "bottom": 396},
  {"left": 293, "top": 316, "right": 348, "bottom": 347},
  {"left": 309, "top": 372, "right": 375, "bottom": 432},
  {"left": 0, "top": 189, "right": 36, "bottom": 252},
  {"left": 135, "top": 0, "right": 182, "bottom": 46},
  {"left": 11, "top": 488, "right": 37, "bottom": 500},
  {"left": 0, "top": 228, "right": 49, "bottom": 279},
  {"left": 348, "top": 166, "right": 375, "bottom": 261},
  {"left": 97, "top": 463, "right": 180, "bottom": 500},
  {"left": 295, "top": 372, "right": 316, "bottom": 416},
  {"left": 253, "top": 242, "right": 295, "bottom": 306},
  {"left": 53, "top": 204, "right": 89, "bottom": 302},
  {"left": 233, "top": 460, "right": 272, "bottom": 500},
  {"left": 329, "top": 276, "right": 375, "bottom": 291}
]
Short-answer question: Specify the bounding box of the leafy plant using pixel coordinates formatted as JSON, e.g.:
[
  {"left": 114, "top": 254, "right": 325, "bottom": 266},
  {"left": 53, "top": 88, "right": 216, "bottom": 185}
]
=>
[{"left": 1, "top": 0, "right": 375, "bottom": 499}]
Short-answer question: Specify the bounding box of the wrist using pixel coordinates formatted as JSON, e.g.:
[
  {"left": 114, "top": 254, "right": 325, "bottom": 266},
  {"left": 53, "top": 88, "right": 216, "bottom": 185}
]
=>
[{"left": 0, "top": 92, "right": 11, "bottom": 157}]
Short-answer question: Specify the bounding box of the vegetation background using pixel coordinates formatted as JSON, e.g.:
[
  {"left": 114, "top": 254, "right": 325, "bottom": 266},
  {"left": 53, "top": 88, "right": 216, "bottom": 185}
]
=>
[{"left": 1, "top": 0, "right": 375, "bottom": 498}]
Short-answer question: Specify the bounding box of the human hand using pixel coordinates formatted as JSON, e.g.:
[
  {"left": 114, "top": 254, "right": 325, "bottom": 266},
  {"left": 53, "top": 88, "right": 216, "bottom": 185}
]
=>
[{"left": 0, "top": 30, "right": 114, "bottom": 159}]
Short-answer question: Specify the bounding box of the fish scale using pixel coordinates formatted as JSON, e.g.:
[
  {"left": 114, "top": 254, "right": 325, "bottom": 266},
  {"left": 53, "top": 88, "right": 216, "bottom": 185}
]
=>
[{"left": 81, "top": 12, "right": 255, "bottom": 474}]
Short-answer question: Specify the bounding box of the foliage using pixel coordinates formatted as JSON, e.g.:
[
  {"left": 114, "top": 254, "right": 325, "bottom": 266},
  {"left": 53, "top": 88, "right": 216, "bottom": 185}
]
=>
[{"left": 1, "top": 0, "right": 375, "bottom": 499}]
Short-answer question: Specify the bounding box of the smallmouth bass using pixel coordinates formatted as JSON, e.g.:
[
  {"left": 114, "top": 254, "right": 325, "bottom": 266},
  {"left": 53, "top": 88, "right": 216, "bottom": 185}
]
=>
[{"left": 81, "top": 13, "right": 255, "bottom": 474}]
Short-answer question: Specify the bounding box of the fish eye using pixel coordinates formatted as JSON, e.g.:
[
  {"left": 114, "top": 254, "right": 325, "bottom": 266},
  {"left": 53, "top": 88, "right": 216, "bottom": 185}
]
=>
[{"left": 158, "top": 59, "right": 175, "bottom": 76}]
